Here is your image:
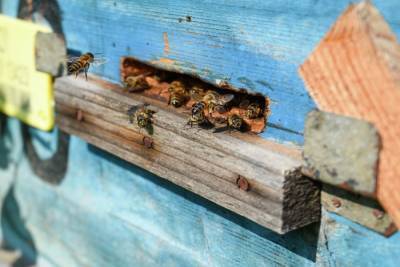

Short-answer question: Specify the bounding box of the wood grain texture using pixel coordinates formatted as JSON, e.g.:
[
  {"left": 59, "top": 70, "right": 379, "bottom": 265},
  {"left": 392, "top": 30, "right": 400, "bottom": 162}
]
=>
[
  {"left": 299, "top": 1, "right": 400, "bottom": 227},
  {"left": 54, "top": 75, "right": 320, "bottom": 234}
]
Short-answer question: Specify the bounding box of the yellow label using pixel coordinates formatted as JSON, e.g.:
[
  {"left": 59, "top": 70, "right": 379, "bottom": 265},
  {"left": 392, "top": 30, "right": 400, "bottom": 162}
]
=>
[{"left": 0, "top": 15, "right": 54, "bottom": 131}]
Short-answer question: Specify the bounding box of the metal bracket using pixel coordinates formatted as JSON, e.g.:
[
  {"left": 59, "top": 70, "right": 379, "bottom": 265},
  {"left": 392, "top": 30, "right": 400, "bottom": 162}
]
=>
[
  {"left": 35, "top": 32, "right": 66, "bottom": 77},
  {"left": 322, "top": 184, "right": 396, "bottom": 236},
  {"left": 302, "top": 110, "right": 397, "bottom": 235},
  {"left": 303, "top": 110, "right": 380, "bottom": 196}
]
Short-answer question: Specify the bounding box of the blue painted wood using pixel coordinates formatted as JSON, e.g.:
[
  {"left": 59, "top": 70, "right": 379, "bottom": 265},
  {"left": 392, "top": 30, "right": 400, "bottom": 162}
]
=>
[
  {"left": 2, "top": 0, "right": 399, "bottom": 144},
  {"left": 317, "top": 211, "right": 400, "bottom": 267},
  {"left": 52, "top": 0, "right": 400, "bottom": 144},
  {"left": 1, "top": 1, "right": 400, "bottom": 266}
]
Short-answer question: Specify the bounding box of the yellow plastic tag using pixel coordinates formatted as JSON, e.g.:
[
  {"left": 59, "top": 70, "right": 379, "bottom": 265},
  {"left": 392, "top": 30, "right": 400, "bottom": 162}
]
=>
[{"left": 0, "top": 15, "right": 54, "bottom": 131}]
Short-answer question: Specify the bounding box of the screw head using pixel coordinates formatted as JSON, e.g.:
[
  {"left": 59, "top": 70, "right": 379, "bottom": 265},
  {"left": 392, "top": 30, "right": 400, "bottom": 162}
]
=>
[
  {"left": 331, "top": 198, "right": 341, "bottom": 208},
  {"left": 236, "top": 176, "right": 250, "bottom": 191},
  {"left": 372, "top": 209, "right": 385, "bottom": 220},
  {"left": 142, "top": 136, "right": 153, "bottom": 149},
  {"left": 76, "top": 110, "right": 84, "bottom": 122}
]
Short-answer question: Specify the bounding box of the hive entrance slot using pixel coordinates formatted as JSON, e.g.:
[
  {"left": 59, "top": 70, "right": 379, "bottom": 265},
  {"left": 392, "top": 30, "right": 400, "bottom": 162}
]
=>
[{"left": 121, "top": 57, "right": 270, "bottom": 134}]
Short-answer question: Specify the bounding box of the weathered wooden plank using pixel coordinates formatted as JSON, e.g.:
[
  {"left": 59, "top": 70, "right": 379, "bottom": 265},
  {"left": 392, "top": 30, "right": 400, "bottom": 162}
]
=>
[
  {"left": 56, "top": 104, "right": 283, "bottom": 204},
  {"left": 54, "top": 75, "right": 320, "bottom": 234},
  {"left": 56, "top": 76, "right": 302, "bottom": 186},
  {"left": 299, "top": 1, "right": 400, "bottom": 227}
]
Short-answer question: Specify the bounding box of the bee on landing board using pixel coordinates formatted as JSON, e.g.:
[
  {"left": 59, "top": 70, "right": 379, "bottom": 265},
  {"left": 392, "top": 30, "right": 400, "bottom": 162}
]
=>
[
  {"left": 127, "top": 103, "right": 157, "bottom": 135},
  {"left": 213, "top": 114, "right": 246, "bottom": 133},
  {"left": 186, "top": 101, "right": 213, "bottom": 129},
  {"left": 202, "top": 90, "right": 234, "bottom": 115},
  {"left": 168, "top": 80, "right": 189, "bottom": 107},
  {"left": 67, "top": 52, "right": 107, "bottom": 80}
]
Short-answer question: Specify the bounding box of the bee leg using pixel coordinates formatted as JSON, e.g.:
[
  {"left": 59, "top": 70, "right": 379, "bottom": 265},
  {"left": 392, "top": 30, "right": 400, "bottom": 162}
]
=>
[
  {"left": 75, "top": 71, "right": 79, "bottom": 79},
  {"left": 84, "top": 64, "right": 90, "bottom": 81},
  {"left": 183, "top": 121, "right": 190, "bottom": 129}
]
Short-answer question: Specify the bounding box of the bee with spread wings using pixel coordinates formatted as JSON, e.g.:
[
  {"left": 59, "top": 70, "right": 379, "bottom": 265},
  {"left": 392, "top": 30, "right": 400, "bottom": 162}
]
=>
[{"left": 67, "top": 52, "right": 108, "bottom": 80}]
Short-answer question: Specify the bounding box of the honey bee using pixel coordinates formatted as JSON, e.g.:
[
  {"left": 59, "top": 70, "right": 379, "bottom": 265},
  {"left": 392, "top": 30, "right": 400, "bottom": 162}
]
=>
[
  {"left": 186, "top": 101, "right": 213, "bottom": 128},
  {"left": 168, "top": 80, "right": 189, "bottom": 107},
  {"left": 67, "top": 52, "right": 107, "bottom": 80},
  {"left": 213, "top": 114, "right": 245, "bottom": 133},
  {"left": 127, "top": 103, "right": 156, "bottom": 135},
  {"left": 124, "top": 73, "right": 151, "bottom": 92},
  {"left": 239, "top": 100, "right": 263, "bottom": 119},
  {"left": 227, "top": 114, "right": 244, "bottom": 130},
  {"left": 202, "top": 90, "right": 234, "bottom": 115},
  {"left": 189, "top": 85, "right": 206, "bottom": 101},
  {"left": 246, "top": 103, "right": 263, "bottom": 119}
]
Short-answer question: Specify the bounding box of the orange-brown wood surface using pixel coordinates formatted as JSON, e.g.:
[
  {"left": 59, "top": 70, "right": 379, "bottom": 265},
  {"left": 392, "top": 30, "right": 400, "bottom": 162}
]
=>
[{"left": 299, "top": 1, "right": 400, "bottom": 227}]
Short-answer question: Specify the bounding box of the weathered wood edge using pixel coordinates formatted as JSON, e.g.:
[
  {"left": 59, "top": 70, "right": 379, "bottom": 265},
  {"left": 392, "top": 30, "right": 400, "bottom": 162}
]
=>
[
  {"left": 299, "top": 1, "right": 400, "bottom": 227},
  {"left": 54, "top": 75, "right": 320, "bottom": 234}
]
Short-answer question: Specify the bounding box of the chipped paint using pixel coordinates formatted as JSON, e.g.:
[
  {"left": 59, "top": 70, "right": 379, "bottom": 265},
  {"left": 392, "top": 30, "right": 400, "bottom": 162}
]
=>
[
  {"left": 158, "top": 58, "right": 175, "bottom": 65},
  {"left": 163, "top": 32, "right": 170, "bottom": 55}
]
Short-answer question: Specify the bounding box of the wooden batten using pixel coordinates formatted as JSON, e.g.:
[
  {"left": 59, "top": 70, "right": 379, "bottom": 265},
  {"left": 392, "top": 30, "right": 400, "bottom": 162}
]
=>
[
  {"left": 299, "top": 2, "right": 400, "bottom": 227},
  {"left": 54, "top": 75, "right": 320, "bottom": 234}
]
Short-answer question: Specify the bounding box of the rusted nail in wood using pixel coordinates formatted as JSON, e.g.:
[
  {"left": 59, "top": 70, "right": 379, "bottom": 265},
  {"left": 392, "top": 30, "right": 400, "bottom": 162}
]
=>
[
  {"left": 384, "top": 223, "right": 398, "bottom": 236},
  {"left": 236, "top": 176, "right": 250, "bottom": 191},
  {"left": 373, "top": 209, "right": 385, "bottom": 220},
  {"left": 331, "top": 198, "right": 341, "bottom": 208},
  {"left": 142, "top": 136, "right": 153, "bottom": 149},
  {"left": 76, "top": 110, "right": 84, "bottom": 122}
]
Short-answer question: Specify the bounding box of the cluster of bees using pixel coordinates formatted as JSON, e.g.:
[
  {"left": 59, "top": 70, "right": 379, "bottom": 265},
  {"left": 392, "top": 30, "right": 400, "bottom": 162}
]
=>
[
  {"left": 66, "top": 53, "right": 266, "bottom": 137},
  {"left": 125, "top": 77, "right": 264, "bottom": 136}
]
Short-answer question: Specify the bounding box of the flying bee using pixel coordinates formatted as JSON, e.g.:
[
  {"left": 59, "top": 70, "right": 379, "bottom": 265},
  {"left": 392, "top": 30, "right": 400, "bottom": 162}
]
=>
[
  {"left": 123, "top": 72, "right": 151, "bottom": 92},
  {"left": 67, "top": 52, "right": 108, "bottom": 80},
  {"left": 127, "top": 103, "right": 157, "bottom": 135},
  {"left": 202, "top": 90, "right": 234, "bottom": 115},
  {"left": 239, "top": 100, "right": 263, "bottom": 119},
  {"left": 186, "top": 101, "right": 213, "bottom": 129},
  {"left": 168, "top": 80, "right": 189, "bottom": 107}
]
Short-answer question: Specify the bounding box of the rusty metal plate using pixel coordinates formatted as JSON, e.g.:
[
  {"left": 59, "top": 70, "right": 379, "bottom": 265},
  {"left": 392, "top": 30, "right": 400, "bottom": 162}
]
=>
[
  {"left": 321, "top": 185, "right": 396, "bottom": 236},
  {"left": 35, "top": 32, "right": 66, "bottom": 76},
  {"left": 303, "top": 110, "right": 380, "bottom": 196}
]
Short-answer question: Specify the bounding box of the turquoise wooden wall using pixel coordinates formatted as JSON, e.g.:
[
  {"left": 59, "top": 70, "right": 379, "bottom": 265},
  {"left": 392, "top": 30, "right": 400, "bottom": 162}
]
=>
[{"left": 1, "top": 0, "right": 400, "bottom": 266}]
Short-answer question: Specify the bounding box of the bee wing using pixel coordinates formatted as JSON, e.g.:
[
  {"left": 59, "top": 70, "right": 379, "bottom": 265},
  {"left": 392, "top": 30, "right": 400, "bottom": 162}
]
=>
[
  {"left": 239, "top": 99, "right": 250, "bottom": 108},
  {"left": 190, "top": 91, "right": 204, "bottom": 101},
  {"left": 65, "top": 56, "right": 81, "bottom": 63},
  {"left": 91, "top": 57, "right": 108, "bottom": 66},
  {"left": 213, "top": 117, "right": 227, "bottom": 125},
  {"left": 217, "top": 94, "right": 234, "bottom": 105},
  {"left": 127, "top": 105, "right": 141, "bottom": 116}
]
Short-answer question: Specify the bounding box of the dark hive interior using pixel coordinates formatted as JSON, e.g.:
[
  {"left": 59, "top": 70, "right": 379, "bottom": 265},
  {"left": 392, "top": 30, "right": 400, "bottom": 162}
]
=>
[{"left": 120, "top": 57, "right": 270, "bottom": 134}]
